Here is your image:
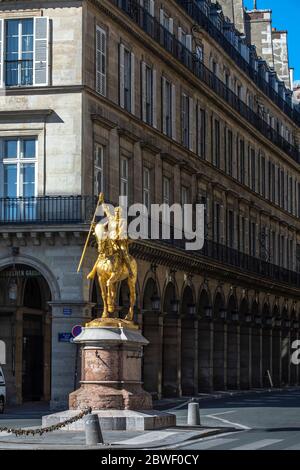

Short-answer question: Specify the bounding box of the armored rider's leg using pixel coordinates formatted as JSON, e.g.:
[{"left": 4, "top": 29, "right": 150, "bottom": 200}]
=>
[
  {"left": 122, "top": 250, "right": 133, "bottom": 278},
  {"left": 87, "top": 257, "right": 99, "bottom": 280}
]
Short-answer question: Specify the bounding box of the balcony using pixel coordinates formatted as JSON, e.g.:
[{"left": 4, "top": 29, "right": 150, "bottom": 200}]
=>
[
  {"left": 112, "top": 0, "right": 300, "bottom": 162},
  {"left": 0, "top": 196, "right": 94, "bottom": 225}
]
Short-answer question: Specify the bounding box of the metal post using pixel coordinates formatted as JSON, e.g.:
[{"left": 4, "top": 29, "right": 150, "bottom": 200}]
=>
[
  {"left": 187, "top": 401, "right": 201, "bottom": 426},
  {"left": 85, "top": 413, "right": 103, "bottom": 446}
]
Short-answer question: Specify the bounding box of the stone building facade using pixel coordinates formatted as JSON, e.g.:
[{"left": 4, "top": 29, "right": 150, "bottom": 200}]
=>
[{"left": 0, "top": 0, "right": 300, "bottom": 408}]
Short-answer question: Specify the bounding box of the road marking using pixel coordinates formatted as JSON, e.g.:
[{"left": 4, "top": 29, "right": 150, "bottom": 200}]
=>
[
  {"left": 113, "top": 431, "right": 178, "bottom": 445},
  {"left": 204, "top": 411, "right": 236, "bottom": 417},
  {"left": 187, "top": 437, "right": 238, "bottom": 449},
  {"left": 205, "top": 412, "right": 251, "bottom": 430},
  {"left": 232, "top": 439, "right": 282, "bottom": 450}
]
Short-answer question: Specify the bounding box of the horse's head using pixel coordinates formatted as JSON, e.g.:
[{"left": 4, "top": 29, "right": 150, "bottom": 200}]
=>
[{"left": 94, "top": 222, "right": 107, "bottom": 244}]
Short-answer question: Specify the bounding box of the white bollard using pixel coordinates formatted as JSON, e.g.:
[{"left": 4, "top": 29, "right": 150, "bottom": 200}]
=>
[
  {"left": 85, "top": 413, "right": 104, "bottom": 445},
  {"left": 187, "top": 401, "right": 201, "bottom": 426}
]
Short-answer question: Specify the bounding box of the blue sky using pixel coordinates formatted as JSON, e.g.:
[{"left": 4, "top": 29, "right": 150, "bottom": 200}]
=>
[{"left": 244, "top": 0, "right": 300, "bottom": 81}]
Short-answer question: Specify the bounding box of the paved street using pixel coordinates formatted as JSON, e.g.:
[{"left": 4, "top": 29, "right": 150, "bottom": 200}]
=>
[
  {"left": 169, "top": 389, "right": 300, "bottom": 450},
  {"left": 1, "top": 389, "right": 300, "bottom": 449}
]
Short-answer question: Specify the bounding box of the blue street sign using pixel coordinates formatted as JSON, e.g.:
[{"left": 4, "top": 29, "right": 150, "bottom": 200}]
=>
[
  {"left": 63, "top": 307, "right": 72, "bottom": 316},
  {"left": 58, "top": 333, "right": 73, "bottom": 343}
]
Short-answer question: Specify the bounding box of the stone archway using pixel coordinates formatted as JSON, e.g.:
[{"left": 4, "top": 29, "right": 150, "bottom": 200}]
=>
[
  {"left": 162, "top": 282, "right": 180, "bottom": 397},
  {"left": 251, "top": 300, "right": 262, "bottom": 388},
  {"left": 198, "top": 289, "right": 213, "bottom": 392},
  {"left": 240, "top": 298, "right": 250, "bottom": 389},
  {"left": 0, "top": 263, "right": 52, "bottom": 404},
  {"left": 272, "top": 304, "right": 281, "bottom": 386},
  {"left": 213, "top": 292, "right": 226, "bottom": 390},
  {"left": 227, "top": 294, "right": 239, "bottom": 390},
  {"left": 181, "top": 285, "right": 197, "bottom": 396},
  {"left": 142, "top": 277, "right": 162, "bottom": 399}
]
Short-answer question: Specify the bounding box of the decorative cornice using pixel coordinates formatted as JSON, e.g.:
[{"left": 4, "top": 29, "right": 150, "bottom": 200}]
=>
[{"left": 91, "top": 113, "right": 118, "bottom": 130}]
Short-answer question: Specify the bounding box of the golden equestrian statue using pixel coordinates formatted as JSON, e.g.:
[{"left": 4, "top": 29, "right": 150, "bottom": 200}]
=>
[{"left": 77, "top": 193, "right": 138, "bottom": 328}]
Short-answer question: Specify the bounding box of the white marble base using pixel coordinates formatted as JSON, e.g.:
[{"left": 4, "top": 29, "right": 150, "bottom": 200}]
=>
[{"left": 42, "top": 409, "right": 176, "bottom": 431}]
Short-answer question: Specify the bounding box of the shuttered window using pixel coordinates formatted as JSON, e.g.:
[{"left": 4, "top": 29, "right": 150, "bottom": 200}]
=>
[
  {"left": 119, "top": 44, "right": 135, "bottom": 114},
  {"left": 94, "top": 144, "right": 104, "bottom": 196},
  {"left": 96, "top": 25, "right": 106, "bottom": 96},
  {"left": 0, "top": 17, "right": 49, "bottom": 87}
]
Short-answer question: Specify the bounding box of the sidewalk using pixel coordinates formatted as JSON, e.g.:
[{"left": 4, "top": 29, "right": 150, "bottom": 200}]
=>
[{"left": 0, "top": 426, "right": 232, "bottom": 450}]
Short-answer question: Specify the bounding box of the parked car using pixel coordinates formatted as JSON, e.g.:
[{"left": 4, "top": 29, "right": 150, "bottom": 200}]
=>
[{"left": 0, "top": 366, "right": 5, "bottom": 413}]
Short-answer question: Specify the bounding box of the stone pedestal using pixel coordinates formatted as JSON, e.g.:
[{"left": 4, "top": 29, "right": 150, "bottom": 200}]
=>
[
  {"left": 69, "top": 326, "right": 153, "bottom": 411},
  {"left": 43, "top": 324, "right": 176, "bottom": 430}
]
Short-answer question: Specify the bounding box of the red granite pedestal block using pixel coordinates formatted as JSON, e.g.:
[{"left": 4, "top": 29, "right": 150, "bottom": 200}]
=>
[{"left": 69, "top": 327, "right": 153, "bottom": 411}]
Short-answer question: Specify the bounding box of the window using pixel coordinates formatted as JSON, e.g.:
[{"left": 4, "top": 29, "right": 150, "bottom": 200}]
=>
[
  {"left": 181, "top": 93, "right": 190, "bottom": 148},
  {"left": 3, "top": 17, "right": 49, "bottom": 87},
  {"left": 226, "top": 129, "right": 233, "bottom": 176},
  {"left": 181, "top": 185, "right": 189, "bottom": 205},
  {"left": 142, "top": 63, "right": 156, "bottom": 126},
  {"left": 120, "top": 157, "right": 129, "bottom": 197},
  {"left": 249, "top": 221, "right": 256, "bottom": 257},
  {"left": 178, "top": 27, "right": 192, "bottom": 51},
  {"left": 163, "top": 176, "right": 170, "bottom": 204},
  {"left": 213, "top": 202, "right": 221, "bottom": 242},
  {"left": 250, "top": 148, "right": 256, "bottom": 191},
  {"left": 213, "top": 119, "right": 220, "bottom": 168},
  {"left": 239, "top": 139, "right": 245, "bottom": 184},
  {"left": 227, "top": 210, "right": 234, "bottom": 248},
  {"left": 162, "top": 78, "right": 173, "bottom": 137},
  {"left": 5, "top": 18, "right": 33, "bottom": 86},
  {"left": 143, "top": 167, "right": 151, "bottom": 211},
  {"left": 0, "top": 137, "right": 37, "bottom": 198},
  {"left": 120, "top": 45, "right": 135, "bottom": 113},
  {"left": 96, "top": 26, "right": 106, "bottom": 96},
  {"left": 94, "top": 144, "right": 104, "bottom": 195},
  {"left": 261, "top": 155, "right": 266, "bottom": 197},
  {"left": 141, "top": 0, "right": 154, "bottom": 15},
  {"left": 289, "top": 176, "right": 293, "bottom": 213},
  {"left": 197, "top": 107, "right": 206, "bottom": 158}
]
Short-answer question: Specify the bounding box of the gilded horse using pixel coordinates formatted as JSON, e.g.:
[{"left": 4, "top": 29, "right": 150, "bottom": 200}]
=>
[{"left": 91, "top": 222, "right": 138, "bottom": 321}]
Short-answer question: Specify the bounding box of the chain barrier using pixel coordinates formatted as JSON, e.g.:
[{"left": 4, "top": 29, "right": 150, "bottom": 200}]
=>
[{"left": 0, "top": 407, "right": 92, "bottom": 437}]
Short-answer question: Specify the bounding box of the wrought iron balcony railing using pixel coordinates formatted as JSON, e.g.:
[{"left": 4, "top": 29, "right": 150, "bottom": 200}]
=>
[
  {"left": 0, "top": 196, "right": 95, "bottom": 225},
  {"left": 112, "top": 0, "right": 300, "bottom": 163},
  {"left": 1, "top": 196, "right": 299, "bottom": 288},
  {"left": 175, "top": 0, "right": 300, "bottom": 128}
]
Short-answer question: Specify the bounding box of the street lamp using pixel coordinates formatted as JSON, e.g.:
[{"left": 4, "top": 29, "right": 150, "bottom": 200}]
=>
[
  {"left": 231, "top": 310, "right": 239, "bottom": 322},
  {"left": 275, "top": 318, "right": 282, "bottom": 328},
  {"left": 151, "top": 294, "right": 161, "bottom": 311},
  {"left": 219, "top": 308, "right": 227, "bottom": 320},
  {"left": 245, "top": 313, "right": 252, "bottom": 323},
  {"left": 187, "top": 303, "right": 197, "bottom": 315},
  {"left": 171, "top": 299, "right": 179, "bottom": 314},
  {"left": 204, "top": 305, "right": 213, "bottom": 319},
  {"left": 8, "top": 279, "right": 18, "bottom": 302}
]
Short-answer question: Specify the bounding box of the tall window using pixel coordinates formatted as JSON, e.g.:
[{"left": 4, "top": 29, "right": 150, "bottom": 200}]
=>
[
  {"left": 197, "top": 107, "right": 206, "bottom": 158},
  {"left": 213, "top": 119, "right": 220, "bottom": 168},
  {"left": 226, "top": 129, "right": 233, "bottom": 176},
  {"left": 163, "top": 176, "right": 170, "bottom": 204},
  {"left": 181, "top": 93, "right": 189, "bottom": 148},
  {"left": 227, "top": 210, "right": 234, "bottom": 248},
  {"left": 213, "top": 203, "right": 221, "bottom": 242},
  {"left": 143, "top": 167, "right": 151, "bottom": 211},
  {"left": 250, "top": 148, "right": 256, "bottom": 191},
  {"left": 94, "top": 144, "right": 104, "bottom": 196},
  {"left": 142, "top": 63, "right": 155, "bottom": 126},
  {"left": 124, "top": 49, "right": 132, "bottom": 112},
  {"left": 239, "top": 139, "right": 245, "bottom": 184},
  {"left": 120, "top": 157, "right": 129, "bottom": 197},
  {"left": 261, "top": 155, "right": 266, "bottom": 197},
  {"left": 249, "top": 221, "right": 256, "bottom": 257},
  {"left": 162, "top": 78, "right": 173, "bottom": 137},
  {"left": 5, "top": 18, "right": 34, "bottom": 86},
  {"left": 1, "top": 137, "right": 36, "bottom": 197},
  {"left": 120, "top": 45, "right": 134, "bottom": 113},
  {"left": 96, "top": 26, "right": 106, "bottom": 96}
]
